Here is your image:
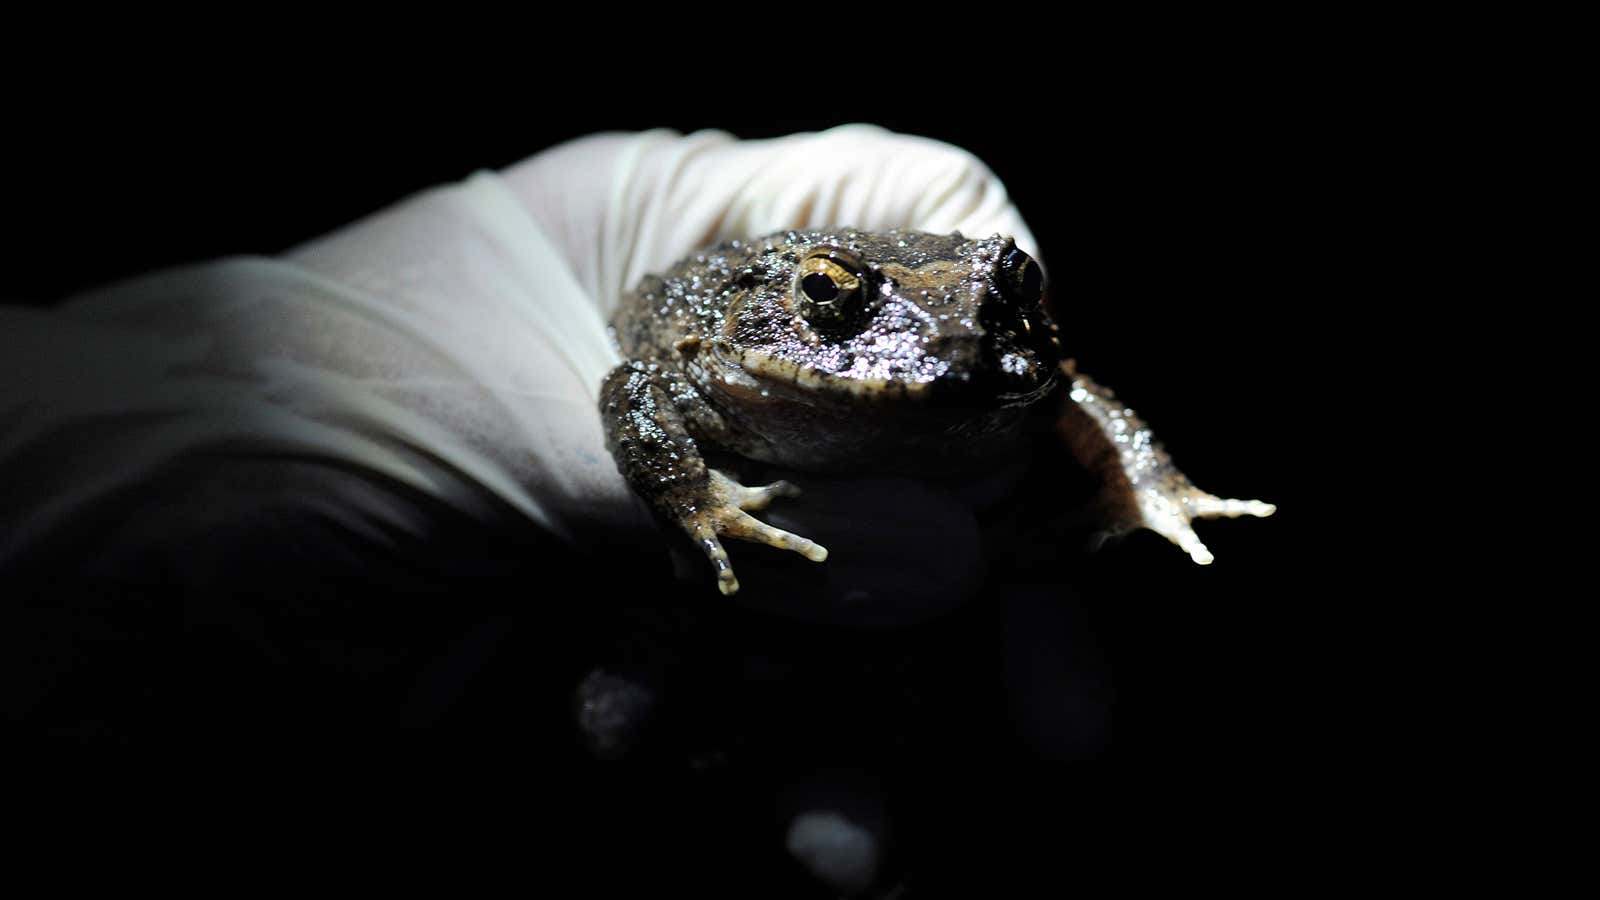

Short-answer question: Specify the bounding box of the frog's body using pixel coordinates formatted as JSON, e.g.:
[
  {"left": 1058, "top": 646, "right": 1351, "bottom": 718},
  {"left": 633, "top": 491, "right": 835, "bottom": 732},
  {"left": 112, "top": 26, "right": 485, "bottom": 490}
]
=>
[{"left": 600, "top": 228, "right": 1273, "bottom": 595}]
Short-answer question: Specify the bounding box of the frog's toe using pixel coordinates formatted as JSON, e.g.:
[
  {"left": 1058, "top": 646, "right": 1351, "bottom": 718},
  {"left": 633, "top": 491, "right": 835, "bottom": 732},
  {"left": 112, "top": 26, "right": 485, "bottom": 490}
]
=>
[
  {"left": 711, "top": 468, "right": 801, "bottom": 511},
  {"left": 1190, "top": 494, "right": 1277, "bottom": 520},
  {"left": 1134, "top": 485, "right": 1275, "bottom": 566},
  {"left": 722, "top": 509, "right": 830, "bottom": 562},
  {"left": 686, "top": 517, "right": 741, "bottom": 595},
  {"left": 1148, "top": 514, "right": 1217, "bottom": 566}
]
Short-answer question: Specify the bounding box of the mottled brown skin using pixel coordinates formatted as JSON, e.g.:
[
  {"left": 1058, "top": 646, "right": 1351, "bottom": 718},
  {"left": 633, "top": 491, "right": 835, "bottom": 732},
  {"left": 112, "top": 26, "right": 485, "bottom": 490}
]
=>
[{"left": 600, "top": 228, "right": 1272, "bottom": 593}]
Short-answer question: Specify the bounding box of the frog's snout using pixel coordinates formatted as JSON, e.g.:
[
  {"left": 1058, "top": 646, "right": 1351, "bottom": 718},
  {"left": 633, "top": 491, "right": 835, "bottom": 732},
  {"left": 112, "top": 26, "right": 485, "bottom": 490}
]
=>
[{"left": 977, "top": 297, "right": 1056, "bottom": 388}]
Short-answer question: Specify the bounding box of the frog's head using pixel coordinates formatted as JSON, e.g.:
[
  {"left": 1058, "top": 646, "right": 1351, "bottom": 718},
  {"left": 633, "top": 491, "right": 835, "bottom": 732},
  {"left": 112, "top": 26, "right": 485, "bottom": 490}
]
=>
[{"left": 703, "top": 229, "right": 1061, "bottom": 419}]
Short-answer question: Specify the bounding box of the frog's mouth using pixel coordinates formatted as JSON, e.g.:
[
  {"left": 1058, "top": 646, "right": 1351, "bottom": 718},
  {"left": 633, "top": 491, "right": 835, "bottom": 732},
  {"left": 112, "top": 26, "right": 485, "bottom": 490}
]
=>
[
  {"left": 707, "top": 343, "right": 1059, "bottom": 412},
  {"left": 991, "top": 366, "right": 1062, "bottom": 407}
]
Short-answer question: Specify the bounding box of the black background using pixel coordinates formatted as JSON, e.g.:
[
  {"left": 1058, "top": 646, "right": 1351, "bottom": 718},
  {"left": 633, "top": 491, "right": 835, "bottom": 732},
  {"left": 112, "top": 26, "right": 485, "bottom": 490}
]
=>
[{"left": 8, "top": 23, "right": 1363, "bottom": 896}]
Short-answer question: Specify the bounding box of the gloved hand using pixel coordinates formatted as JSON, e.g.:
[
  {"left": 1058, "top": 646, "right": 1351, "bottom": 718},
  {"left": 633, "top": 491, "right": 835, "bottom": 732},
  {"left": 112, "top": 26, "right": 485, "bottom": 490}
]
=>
[
  {"left": 2, "top": 126, "right": 1061, "bottom": 894},
  {"left": 1, "top": 125, "right": 1039, "bottom": 620}
]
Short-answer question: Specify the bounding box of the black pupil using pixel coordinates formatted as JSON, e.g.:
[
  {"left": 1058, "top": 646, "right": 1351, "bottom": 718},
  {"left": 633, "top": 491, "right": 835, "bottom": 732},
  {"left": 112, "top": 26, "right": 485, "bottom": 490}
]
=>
[{"left": 801, "top": 272, "right": 839, "bottom": 304}]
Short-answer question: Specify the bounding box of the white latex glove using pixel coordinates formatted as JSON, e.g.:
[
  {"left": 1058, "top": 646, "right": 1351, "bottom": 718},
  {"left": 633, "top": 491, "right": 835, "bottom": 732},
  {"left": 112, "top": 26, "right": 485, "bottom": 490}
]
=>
[{"left": 0, "top": 125, "right": 1037, "bottom": 613}]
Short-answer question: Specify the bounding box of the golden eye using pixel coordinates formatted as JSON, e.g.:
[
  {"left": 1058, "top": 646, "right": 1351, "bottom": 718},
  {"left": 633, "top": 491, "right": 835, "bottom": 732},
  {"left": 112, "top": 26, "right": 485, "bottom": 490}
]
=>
[{"left": 793, "top": 248, "right": 868, "bottom": 326}]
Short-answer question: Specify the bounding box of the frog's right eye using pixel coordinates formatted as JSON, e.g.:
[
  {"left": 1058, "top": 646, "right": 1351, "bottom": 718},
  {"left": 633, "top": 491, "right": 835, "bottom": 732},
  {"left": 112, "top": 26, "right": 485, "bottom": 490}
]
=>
[
  {"left": 794, "top": 249, "right": 869, "bottom": 327},
  {"left": 1000, "top": 246, "right": 1044, "bottom": 306}
]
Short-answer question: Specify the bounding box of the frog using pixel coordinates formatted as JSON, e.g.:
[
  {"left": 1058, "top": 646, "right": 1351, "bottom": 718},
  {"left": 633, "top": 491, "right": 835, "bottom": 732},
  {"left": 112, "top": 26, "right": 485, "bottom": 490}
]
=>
[{"left": 599, "top": 228, "right": 1274, "bottom": 595}]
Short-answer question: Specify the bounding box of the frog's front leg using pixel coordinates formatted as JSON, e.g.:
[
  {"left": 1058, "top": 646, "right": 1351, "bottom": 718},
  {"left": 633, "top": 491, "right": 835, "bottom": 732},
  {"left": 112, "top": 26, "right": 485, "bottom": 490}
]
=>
[
  {"left": 600, "top": 361, "right": 827, "bottom": 595},
  {"left": 1055, "top": 360, "right": 1275, "bottom": 564}
]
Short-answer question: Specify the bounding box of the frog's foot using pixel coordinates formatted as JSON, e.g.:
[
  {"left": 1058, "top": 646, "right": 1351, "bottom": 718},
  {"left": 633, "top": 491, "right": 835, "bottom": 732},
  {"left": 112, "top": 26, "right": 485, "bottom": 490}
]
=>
[
  {"left": 682, "top": 469, "right": 829, "bottom": 595},
  {"left": 1131, "top": 483, "right": 1276, "bottom": 565},
  {"left": 1057, "top": 362, "right": 1276, "bottom": 566}
]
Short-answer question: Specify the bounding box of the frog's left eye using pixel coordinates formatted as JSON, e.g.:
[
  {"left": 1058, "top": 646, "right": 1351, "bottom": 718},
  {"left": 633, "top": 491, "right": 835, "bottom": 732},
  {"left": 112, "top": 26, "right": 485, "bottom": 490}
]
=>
[
  {"left": 1000, "top": 246, "right": 1044, "bottom": 306},
  {"left": 794, "top": 248, "right": 869, "bottom": 327}
]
